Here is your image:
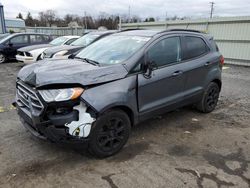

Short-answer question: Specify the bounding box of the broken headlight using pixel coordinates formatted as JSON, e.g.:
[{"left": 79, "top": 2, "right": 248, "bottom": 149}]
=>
[{"left": 38, "top": 88, "right": 84, "bottom": 102}]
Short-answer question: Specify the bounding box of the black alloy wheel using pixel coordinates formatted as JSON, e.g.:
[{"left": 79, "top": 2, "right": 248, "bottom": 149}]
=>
[{"left": 88, "top": 110, "right": 131, "bottom": 158}]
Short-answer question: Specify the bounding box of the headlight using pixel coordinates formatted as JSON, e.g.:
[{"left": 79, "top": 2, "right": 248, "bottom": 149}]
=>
[
  {"left": 25, "top": 52, "right": 32, "bottom": 57},
  {"left": 38, "top": 88, "right": 84, "bottom": 102},
  {"left": 53, "top": 50, "right": 68, "bottom": 58}
]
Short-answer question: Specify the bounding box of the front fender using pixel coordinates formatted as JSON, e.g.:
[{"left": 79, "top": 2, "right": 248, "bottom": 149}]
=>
[{"left": 81, "top": 75, "right": 138, "bottom": 123}]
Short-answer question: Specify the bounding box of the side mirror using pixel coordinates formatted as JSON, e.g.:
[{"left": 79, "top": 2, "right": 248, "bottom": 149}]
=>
[
  {"left": 142, "top": 53, "right": 156, "bottom": 79},
  {"left": 8, "top": 42, "right": 13, "bottom": 47}
]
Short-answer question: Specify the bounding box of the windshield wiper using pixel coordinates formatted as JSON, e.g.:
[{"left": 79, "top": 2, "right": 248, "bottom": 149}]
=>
[{"left": 74, "top": 57, "right": 100, "bottom": 66}]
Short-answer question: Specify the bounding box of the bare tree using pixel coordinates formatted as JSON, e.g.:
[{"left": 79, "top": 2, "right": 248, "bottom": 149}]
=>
[{"left": 39, "top": 10, "right": 57, "bottom": 27}]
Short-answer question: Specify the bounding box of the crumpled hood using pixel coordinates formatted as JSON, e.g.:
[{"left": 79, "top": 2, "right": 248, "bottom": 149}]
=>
[
  {"left": 17, "top": 59, "right": 128, "bottom": 87},
  {"left": 44, "top": 45, "right": 82, "bottom": 57},
  {"left": 18, "top": 44, "right": 53, "bottom": 52}
]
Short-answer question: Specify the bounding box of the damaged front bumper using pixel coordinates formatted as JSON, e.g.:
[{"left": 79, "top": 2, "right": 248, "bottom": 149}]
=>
[{"left": 14, "top": 81, "right": 95, "bottom": 145}]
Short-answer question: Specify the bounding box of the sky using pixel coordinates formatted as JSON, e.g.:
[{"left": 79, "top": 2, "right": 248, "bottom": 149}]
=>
[{"left": 1, "top": 0, "right": 250, "bottom": 20}]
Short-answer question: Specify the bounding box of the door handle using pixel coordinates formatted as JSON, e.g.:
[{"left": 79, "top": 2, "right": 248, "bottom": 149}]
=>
[
  {"left": 204, "top": 62, "right": 212, "bottom": 66},
  {"left": 171, "top": 70, "right": 183, "bottom": 77}
]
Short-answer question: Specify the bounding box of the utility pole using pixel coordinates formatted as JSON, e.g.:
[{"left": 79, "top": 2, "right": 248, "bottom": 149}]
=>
[
  {"left": 84, "top": 11, "right": 87, "bottom": 30},
  {"left": 209, "top": 2, "right": 215, "bottom": 19},
  {"left": 128, "top": 5, "right": 131, "bottom": 23},
  {"left": 119, "top": 15, "right": 121, "bottom": 30}
]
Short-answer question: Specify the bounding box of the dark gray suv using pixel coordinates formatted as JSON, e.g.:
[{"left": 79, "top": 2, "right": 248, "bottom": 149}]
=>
[{"left": 14, "top": 29, "right": 224, "bottom": 158}]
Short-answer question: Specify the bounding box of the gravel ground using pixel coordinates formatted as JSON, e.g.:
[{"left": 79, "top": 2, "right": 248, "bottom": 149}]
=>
[{"left": 0, "top": 62, "right": 249, "bottom": 188}]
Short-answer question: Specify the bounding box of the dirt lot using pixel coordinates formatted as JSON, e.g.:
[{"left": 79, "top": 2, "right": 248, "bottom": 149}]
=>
[{"left": 0, "top": 62, "right": 250, "bottom": 188}]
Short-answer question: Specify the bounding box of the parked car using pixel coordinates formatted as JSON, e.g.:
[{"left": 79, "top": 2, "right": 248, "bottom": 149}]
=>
[
  {"left": 14, "top": 29, "right": 224, "bottom": 158},
  {"left": 41, "top": 31, "right": 116, "bottom": 60},
  {"left": 0, "top": 33, "right": 52, "bottom": 63},
  {"left": 16, "top": 35, "right": 80, "bottom": 64}
]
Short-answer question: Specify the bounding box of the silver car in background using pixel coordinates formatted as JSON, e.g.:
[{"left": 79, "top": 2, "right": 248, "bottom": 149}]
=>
[{"left": 16, "top": 35, "right": 80, "bottom": 65}]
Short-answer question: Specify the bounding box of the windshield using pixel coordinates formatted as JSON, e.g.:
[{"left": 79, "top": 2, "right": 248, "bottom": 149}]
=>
[
  {"left": 0, "top": 34, "right": 11, "bottom": 44},
  {"left": 76, "top": 35, "right": 151, "bottom": 65},
  {"left": 71, "top": 34, "right": 100, "bottom": 46},
  {"left": 50, "top": 36, "right": 67, "bottom": 45}
]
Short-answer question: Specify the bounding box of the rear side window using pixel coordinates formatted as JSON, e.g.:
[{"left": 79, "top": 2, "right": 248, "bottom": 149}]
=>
[
  {"left": 147, "top": 37, "right": 181, "bottom": 67},
  {"left": 183, "top": 36, "right": 208, "bottom": 60},
  {"left": 30, "top": 35, "right": 44, "bottom": 43}
]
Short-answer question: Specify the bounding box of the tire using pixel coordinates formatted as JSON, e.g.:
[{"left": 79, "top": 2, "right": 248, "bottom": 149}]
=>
[
  {"left": 88, "top": 110, "right": 131, "bottom": 158},
  {"left": 196, "top": 82, "right": 220, "bottom": 113},
  {"left": 0, "top": 53, "right": 6, "bottom": 64}
]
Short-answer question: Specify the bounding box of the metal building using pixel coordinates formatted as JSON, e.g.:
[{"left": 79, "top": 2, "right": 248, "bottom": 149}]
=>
[{"left": 121, "top": 16, "right": 250, "bottom": 66}]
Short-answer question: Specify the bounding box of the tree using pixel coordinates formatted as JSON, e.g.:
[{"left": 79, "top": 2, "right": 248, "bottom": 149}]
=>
[
  {"left": 148, "top": 17, "right": 155, "bottom": 22},
  {"left": 16, "top": 13, "right": 23, "bottom": 20},
  {"left": 39, "top": 10, "right": 57, "bottom": 27},
  {"left": 25, "top": 12, "right": 34, "bottom": 26}
]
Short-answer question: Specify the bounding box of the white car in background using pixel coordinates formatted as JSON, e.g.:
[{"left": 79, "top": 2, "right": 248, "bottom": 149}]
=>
[{"left": 16, "top": 35, "right": 80, "bottom": 65}]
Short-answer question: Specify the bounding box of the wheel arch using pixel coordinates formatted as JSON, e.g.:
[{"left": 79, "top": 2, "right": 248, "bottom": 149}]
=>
[
  {"left": 211, "top": 78, "right": 222, "bottom": 91},
  {"left": 99, "top": 104, "right": 136, "bottom": 127}
]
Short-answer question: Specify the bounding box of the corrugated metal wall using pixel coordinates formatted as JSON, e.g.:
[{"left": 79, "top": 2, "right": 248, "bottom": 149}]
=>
[
  {"left": 121, "top": 16, "right": 250, "bottom": 66},
  {"left": 25, "top": 27, "right": 86, "bottom": 38}
]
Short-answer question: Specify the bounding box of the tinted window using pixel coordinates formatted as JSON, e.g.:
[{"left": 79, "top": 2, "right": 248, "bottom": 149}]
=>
[
  {"left": 30, "top": 35, "right": 43, "bottom": 43},
  {"left": 147, "top": 37, "right": 181, "bottom": 67},
  {"left": 10, "top": 35, "right": 28, "bottom": 44},
  {"left": 43, "top": 35, "right": 50, "bottom": 42},
  {"left": 184, "top": 36, "right": 208, "bottom": 60}
]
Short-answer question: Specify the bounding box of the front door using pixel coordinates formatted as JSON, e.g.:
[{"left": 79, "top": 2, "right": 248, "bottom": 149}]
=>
[
  {"left": 138, "top": 36, "right": 187, "bottom": 115},
  {"left": 6, "top": 35, "right": 29, "bottom": 59}
]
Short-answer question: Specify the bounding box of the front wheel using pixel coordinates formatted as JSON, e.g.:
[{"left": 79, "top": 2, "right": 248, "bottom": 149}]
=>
[
  {"left": 88, "top": 110, "right": 131, "bottom": 158},
  {"left": 196, "top": 82, "right": 220, "bottom": 113},
  {"left": 0, "top": 53, "right": 6, "bottom": 64}
]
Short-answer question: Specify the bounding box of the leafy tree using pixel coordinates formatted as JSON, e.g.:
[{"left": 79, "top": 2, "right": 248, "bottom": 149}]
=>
[
  {"left": 25, "top": 12, "right": 34, "bottom": 26},
  {"left": 16, "top": 13, "right": 23, "bottom": 20}
]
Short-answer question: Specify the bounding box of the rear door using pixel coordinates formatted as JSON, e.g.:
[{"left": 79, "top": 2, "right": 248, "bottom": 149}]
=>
[
  {"left": 181, "top": 35, "right": 214, "bottom": 101},
  {"left": 30, "top": 34, "right": 45, "bottom": 45},
  {"left": 138, "top": 35, "right": 187, "bottom": 115}
]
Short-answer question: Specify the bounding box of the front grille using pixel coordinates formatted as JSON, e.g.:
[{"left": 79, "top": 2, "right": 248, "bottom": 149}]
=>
[{"left": 16, "top": 82, "right": 44, "bottom": 112}]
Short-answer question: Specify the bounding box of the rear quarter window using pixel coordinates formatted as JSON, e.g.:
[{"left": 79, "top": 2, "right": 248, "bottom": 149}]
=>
[{"left": 183, "top": 36, "right": 208, "bottom": 60}]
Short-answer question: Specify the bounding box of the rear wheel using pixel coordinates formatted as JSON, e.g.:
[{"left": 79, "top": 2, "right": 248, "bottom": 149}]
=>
[
  {"left": 0, "top": 53, "right": 6, "bottom": 64},
  {"left": 196, "top": 82, "right": 220, "bottom": 113},
  {"left": 88, "top": 110, "right": 131, "bottom": 158}
]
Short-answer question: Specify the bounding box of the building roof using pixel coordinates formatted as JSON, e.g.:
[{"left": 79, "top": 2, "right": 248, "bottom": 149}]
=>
[{"left": 5, "top": 18, "right": 25, "bottom": 28}]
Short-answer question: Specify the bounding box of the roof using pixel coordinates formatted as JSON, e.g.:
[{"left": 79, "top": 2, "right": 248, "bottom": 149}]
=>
[
  {"left": 88, "top": 30, "right": 117, "bottom": 36},
  {"left": 5, "top": 18, "right": 25, "bottom": 28},
  {"left": 115, "top": 29, "right": 206, "bottom": 37},
  {"left": 63, "top": 35, "right": 80, "bottom": 39},
  {"left": 10, "top": 32, "right": 50, "bottom": 36},
  {"left": 116, "top": 29, "right": 159, "bottom": 37}
]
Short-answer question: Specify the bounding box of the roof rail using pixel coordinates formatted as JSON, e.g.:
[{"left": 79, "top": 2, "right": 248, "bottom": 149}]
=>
[
  {"left": 161, "top": 29, "right": 202, "bottom": 33},
  {"left": 118, "top": 28, "right": 145, "bottom": 32}
]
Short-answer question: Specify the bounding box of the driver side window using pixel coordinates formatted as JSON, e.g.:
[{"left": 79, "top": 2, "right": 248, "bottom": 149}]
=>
[
  {"left": 10, "top": 35, "right": 28, "bottom": 45},
  {"left": 147, "top": 37, "right": 181, "bottom": 67}
]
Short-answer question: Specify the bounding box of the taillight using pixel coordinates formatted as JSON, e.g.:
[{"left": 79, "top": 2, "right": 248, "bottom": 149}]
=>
[{"left": 220, "top": 56, "right": 224, "bottom": 66}]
